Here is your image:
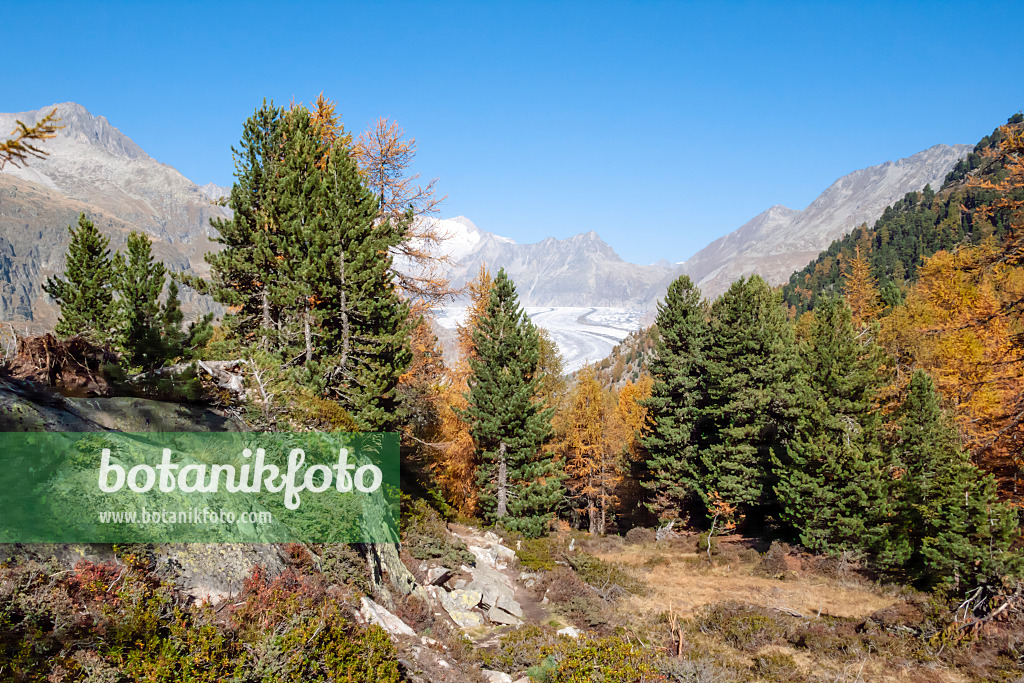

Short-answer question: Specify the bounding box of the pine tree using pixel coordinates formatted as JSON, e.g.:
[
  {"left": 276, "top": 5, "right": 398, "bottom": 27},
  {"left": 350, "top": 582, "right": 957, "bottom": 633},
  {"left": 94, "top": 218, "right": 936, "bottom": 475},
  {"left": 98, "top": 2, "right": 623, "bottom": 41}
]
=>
[
  {"left": 463, "top": 269, "right": 560, "bottom": 537},
  {"left": 891, "top": 371, "right": 1020, "bottom": 590},
  {"left": 116, "top": 232, "right": 167, "bottom": 369},
  {"left": 698, "top": 276, "right": 805, "bottom": 522},
  {"left": 160, "top": 278, "right": 213, "bottom": 361},
  {"left": 206, "top": 102, "right": 285, "bottom": 348},
  {"left": 640, "top": 275, "right": 708, "bottom": 520},
  {"left": 161, "top": 278, "right": 186, "bottom": 353},
  {"left": 207, "top": 104, "right": 413, "bottom": 431},
  {"left": 313, "top": 117, "right": 413, "bottom": 432},
  {"left": 775, "top": 296, "right": 894, "bottom": 556},
  {"left": 43, "top": 213, "right": 118, "bottom": 344}
]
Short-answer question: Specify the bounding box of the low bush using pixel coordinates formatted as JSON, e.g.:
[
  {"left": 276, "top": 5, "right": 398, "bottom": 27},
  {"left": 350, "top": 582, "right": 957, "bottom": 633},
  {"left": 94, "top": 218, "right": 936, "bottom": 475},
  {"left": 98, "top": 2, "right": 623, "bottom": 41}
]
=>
[
  {"left": 695, "top": 601, "right": 792, "bottom": 652},
  {"left": 401, "top": 498, "right": 476, "bottom": 569},
  {"left": 753, "top": 541, "right": 790, "bottom": 579},
  {"left": 488, "top": 626, "right": 657, "bottom": 683},
  {"left": 624, "top": 526, "right": 656, "bottom": 545}
]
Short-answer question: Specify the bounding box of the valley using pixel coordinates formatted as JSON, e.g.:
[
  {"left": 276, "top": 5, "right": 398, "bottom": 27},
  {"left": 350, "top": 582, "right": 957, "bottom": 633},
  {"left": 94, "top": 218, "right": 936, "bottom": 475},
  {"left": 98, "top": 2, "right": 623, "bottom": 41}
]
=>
[{"left": 433, "top": 306, "right": 645, "bottom": 372}]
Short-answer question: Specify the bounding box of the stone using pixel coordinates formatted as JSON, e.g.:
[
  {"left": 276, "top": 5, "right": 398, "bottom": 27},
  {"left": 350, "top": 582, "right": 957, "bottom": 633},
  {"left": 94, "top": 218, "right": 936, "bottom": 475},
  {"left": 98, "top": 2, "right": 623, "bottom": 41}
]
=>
[
  {"left": 480, "top": 669, "right": 513, "bottom": 683},
  {"left": 495, "top": 594, "right": 523, "bottom": 619},
  {"left": 441, "top": 588, "right": 483, "bottom": 611},
  {"left": 518, "top": 571, "right": 539, "bottom": 588},
  {"left": 557, "top": 626, "right": 580, "bottom": 638},
  {"left": 359, "top": 597, "right": 417, "bottom": 638},
  {"left": 467, "top": 573, "right": 515, "bottom": 610},
  {"left": 437, "top": 588, "right": 485, "bottom": 630},
  {"left": 447, "top": 608, "right": 486, "bottom": 630},
  {"left": 491, "top": 544, "right": 517, "bottom": 564},
  {"left": 487, "top": 605, "right": 522, "bottom": 626},
  {"left": 426, "top": 566, "right": 453, "bottom": 586}
]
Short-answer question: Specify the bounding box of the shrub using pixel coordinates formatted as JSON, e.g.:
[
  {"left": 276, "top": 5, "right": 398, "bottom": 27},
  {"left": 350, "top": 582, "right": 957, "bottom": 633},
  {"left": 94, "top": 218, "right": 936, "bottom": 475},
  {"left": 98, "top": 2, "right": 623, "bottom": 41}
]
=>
[
  {"left": 257, "top": 602, "right": 400, "bottom": 682},
  {"left": 624, "top": 527, "right": 656, "bottom": 545},
  {"left": 752, "top": 651, "right": 803, "bottom": 681},
  {"left": 567, "top": 553, "right": 646, "bottom": 600},
  {"left": 489, "top": 626, "right": 657, "bottom": 683},
  {"left": 696, "top": 602, "right": 791, "bottom": 652},
  {"left": 753, "top": 541, "right": 790, "bottom": 579},
  {"left": 402, "top": 498, "right": 476, "bottom": 568}
]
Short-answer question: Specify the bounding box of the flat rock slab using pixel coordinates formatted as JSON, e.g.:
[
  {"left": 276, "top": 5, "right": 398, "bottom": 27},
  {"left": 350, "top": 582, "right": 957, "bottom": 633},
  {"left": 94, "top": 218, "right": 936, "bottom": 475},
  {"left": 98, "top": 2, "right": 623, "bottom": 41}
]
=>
[
  {"left": 360, "top": 597, "right": 417, "bottom": 638},
  {"left": 486, "top": 605, "right": 523, "bottom": 626}
]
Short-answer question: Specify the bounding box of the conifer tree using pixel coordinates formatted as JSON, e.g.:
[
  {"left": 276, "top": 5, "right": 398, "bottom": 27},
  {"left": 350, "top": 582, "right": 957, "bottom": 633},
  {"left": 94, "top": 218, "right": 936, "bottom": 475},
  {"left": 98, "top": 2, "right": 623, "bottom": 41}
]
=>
[
  {"left": 563, "top": 366, "right": 622, "bottom": 534},
  {"left": 161, "top": 279, "right": 186, "bottom": 352},
  {"left": 207, "top": 104, "right": 413, "bottom": 431},
  {"left": 116, "top": 232, "right": 167, "bottom": 369},
  {"left": 775, "top": 296, "right": 893, "bottom": 556},
  {"left": 463, "top": 269, "right": 560, "bottom": 537},
  {"left": 842, "top": 244, "right": 881, "bottom": 326},
  {"left": 313, "top": 118, "right": 413, "bottom": 431},
  {"left": 641, "top": 275, "right": 708, "bottom": 520},
  {"left": 207, "top": 102, "right": 285, "bottom": 348},
  {"left": 43, "top": 214, "right": 118, "bottom": 344},
  {"left": 891, "top": 370, "right": 1020, "bottom": 590},
  {"left": 698, "top": 276, "right": 805, "bottom": 522}
]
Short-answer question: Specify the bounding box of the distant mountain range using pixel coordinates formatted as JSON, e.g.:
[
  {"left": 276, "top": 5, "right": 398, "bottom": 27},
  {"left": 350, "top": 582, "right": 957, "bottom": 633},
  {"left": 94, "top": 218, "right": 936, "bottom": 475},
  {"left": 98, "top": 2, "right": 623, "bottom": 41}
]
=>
[{"left": 0, "top": 102, "right": 969, "bottom": 330}]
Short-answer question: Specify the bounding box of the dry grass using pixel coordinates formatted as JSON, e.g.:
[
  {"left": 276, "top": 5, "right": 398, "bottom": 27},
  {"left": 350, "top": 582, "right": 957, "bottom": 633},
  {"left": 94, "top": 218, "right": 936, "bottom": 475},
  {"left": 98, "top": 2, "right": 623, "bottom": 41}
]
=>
[{"left": 593, "top": 541, "right": 896, "bottom": 621}]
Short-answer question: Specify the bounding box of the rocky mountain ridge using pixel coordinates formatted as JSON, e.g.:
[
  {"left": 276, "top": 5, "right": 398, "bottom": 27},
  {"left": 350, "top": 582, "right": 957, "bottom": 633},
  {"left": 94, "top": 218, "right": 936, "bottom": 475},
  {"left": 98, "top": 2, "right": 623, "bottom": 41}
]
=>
[
  {"left": 679, "top": 143, "right": 972, "bottom": 296},
  {"left": 0, "top": 102, "right": 969, "bottom": 327}
]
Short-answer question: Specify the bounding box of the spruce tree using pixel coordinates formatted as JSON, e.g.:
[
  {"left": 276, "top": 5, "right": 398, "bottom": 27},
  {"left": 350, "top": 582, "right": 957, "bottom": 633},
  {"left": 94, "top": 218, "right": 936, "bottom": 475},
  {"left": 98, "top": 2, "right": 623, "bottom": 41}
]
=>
[
  {"left": 891, "top": 371, "right": 1020, "bottom": 590},
  {"left": 116, "top": 232, "right": 167, "bottom": 369},
  {"left": 775, "top": 297, "right": 893, "bottom": 556},
  {"left": 697, "top": 276, "right": 805, "bottom": 522},
  {"left": 640, "top": 274, "right": 708, "bottom": 520},
  {"left": 43, "top": 213, "right": 118, "bottom": 344},
  {"left": 463, "top": 269, "right": 560, "bottom": 537}
]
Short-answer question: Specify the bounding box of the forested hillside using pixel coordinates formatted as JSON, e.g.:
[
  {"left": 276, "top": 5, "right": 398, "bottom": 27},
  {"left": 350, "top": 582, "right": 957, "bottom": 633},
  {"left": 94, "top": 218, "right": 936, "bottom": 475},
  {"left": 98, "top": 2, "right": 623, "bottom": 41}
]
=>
[{"left": 782, "top": 114, "right": 1024, "bottom": 316}]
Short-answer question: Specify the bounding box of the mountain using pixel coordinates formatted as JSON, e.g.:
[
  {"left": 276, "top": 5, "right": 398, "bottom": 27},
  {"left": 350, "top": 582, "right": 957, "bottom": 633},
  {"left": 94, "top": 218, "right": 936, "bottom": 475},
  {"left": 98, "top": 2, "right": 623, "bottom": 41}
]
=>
[
  {"left": 422, "top": 216, "right": 681, "bottom": 308},
  {"left": 0, "top": 102, "right": 231, "bottom": 327},
  {"left": 679, "top": 144, "right": 971, "bottom": 298},
  {"left": 0, "top": 101, "right": 970, "bottom": 335},
  {"left": 781, "top": 116, "right": 1024, "bottom": 315}
]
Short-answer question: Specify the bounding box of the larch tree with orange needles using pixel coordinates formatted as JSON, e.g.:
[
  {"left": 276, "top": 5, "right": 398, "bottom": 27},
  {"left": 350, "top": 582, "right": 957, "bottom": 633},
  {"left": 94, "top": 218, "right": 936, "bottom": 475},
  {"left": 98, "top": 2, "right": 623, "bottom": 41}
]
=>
[
  {"left": 0, "top": 108, "right": 61, "bottom": 170},
  {"left": 429, "top": 266, "right": 494, "bottom": 513},
  {"left": 617, "top": 374, "right": 653, "bottom": 462},
  {"left": 355, "top": 117, "right": 455, "bottom": 305},
  {"left": 841, "top": 245, "right": 881, "bottom": 327},
  {"left": 562, "top": 366, "right": 624, "bottom": 534}
]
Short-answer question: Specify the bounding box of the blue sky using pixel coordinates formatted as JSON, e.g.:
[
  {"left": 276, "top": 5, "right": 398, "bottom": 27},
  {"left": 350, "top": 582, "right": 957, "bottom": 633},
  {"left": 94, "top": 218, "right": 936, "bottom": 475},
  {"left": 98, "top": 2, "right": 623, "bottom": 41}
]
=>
[{"left": 8, "top": 1, "right": 1024, "bottom": 264}]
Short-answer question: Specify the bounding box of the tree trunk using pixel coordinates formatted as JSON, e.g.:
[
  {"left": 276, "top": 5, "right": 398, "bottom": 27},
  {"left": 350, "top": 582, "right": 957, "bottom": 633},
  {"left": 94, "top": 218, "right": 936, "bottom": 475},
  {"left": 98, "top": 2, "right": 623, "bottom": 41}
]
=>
[
  {"left": 303, "top": 305, "right": 313, "bottom": 364},
  {"left": 363, "top": 542, "right": 420, "bottom": 610},
  {"left": 339, "top": 246, "right": 350, "bottom": 372},
  {"left": 588, "top": 495, "right": 597, "bottom": 535},
  {"left": 261, "top": 286, "right": 272, "bottom": 347},
  {"left": 496, "top": 441, "right": 508, "bottom": 518},
  {"left": 599, "top": 456, "right": 607, "bottom": 535}
]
